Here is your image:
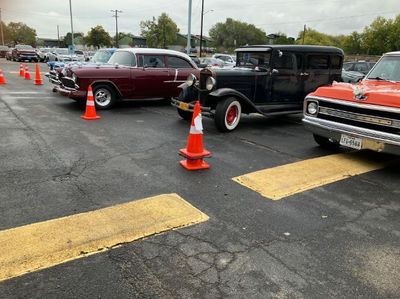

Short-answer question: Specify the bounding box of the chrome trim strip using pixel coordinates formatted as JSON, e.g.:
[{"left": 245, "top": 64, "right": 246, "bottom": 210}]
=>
[
  {"left": 306, "top": 95, "right": 400, "bottom": 114},
  {"left": 303, "top": 116, "right": 400, "bottom": 146},
  {"left": 318, "top": 106, "right": 400, "bottom": 129}
]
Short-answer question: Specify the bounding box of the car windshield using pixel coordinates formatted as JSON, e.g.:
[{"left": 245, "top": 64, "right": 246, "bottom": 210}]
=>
[
  {"left": 236, "top": 51, "right": 271, "bottom": 69},
  {"left": 108, "top": 51, "right": 136, "bottom": 67},
  {"left": 16, "top": 45, "right": 33, "bottom": 50},
  {"left": 91, "top": 50, "right": 113, "bottom": 63},
  {"left": 366, "top": 56, "right": 400, "bottom": 82},
  {"left": 56, "top": 49, "right": 69, "bottom": 55}
]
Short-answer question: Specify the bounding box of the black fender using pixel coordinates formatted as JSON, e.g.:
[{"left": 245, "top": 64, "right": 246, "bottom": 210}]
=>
[
  {"left": 177, "top": 84, "right": 198, "bottom": 103},
  {"left": 91, "top": 80, "right": 123, "bottom": 99},
  {"left": 209, "top": 88, "right": 261, "bottom": 114}
]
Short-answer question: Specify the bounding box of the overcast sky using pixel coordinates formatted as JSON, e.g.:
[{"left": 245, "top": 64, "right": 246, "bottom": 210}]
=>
[{"left": 2, "top": 0, "right": 400, "bottom": 39}]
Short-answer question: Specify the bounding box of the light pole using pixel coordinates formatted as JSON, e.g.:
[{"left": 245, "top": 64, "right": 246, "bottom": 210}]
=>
[
  {"left": 199, "top": 3, "right": 213, "bottom": 58},
  {"left": 187, "top": 0, "right": 192, "bottom": 54},
  {"left": 0, "top": 8, "right": 4, "bottom": 46},
  {"left": 69, "top": 0, "right": 74, "bottom": 51},
  {"left": 111, "top": 10, "right": 122, "bottom": 48}
]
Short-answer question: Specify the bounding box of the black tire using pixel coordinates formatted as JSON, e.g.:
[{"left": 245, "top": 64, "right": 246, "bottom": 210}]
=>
[
  {"left": 92, "top": 84, "right": 117, "bottom": 110},
  {"left": 176, "top": 90, "right": 194, "bottom": 121},
  {"left": 313, "top": 134, "right": 340, "bottom": 150},
  {"left": 214, "top": 97, "right": 242, "bottom": 132}
]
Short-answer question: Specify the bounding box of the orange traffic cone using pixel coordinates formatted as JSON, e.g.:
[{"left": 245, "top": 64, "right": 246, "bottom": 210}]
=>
[
  {"left": 19, "top": 64, "right": 24, "bottom": 77},
  {"left": 34, "top": 63, "right": 43, "bottom": 85},
  {"left": 24, "top": 65, "right": 31, "bottom": 80},
  {"left": 0, "top": 69, "right": 6, "bottom": 85},
  {"left": 81, "top": 85, "right": 101, "bottom": 120},
  {"left": 179, "top": 101, "right": 211, "bottom": 170}
]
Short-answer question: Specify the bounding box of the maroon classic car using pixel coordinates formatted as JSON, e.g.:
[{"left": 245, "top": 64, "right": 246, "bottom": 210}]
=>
[{"left": 55, "top": 48, "right": 200, "bottom": 109}]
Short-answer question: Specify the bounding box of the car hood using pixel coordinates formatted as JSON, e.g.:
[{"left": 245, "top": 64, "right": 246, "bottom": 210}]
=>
[
  {"left": 17, "top": 49, "right": 36, "bottom": 54},
  {"left": 309, "top": 80, "right": 400, "bottom": 108}
]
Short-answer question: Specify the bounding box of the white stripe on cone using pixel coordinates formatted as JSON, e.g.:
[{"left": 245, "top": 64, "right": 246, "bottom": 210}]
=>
[
  {"left": 87, "top": 90, "right": 93, "bottom": 97},
  {"left": 189, "top": 126, "right": 203, "bottom": 134},
  {"left": 86, "top": 101, "right": 95, "bottom": 106},
  {"left": 194, "top": 114, "right": 203, "bottom": 131}
]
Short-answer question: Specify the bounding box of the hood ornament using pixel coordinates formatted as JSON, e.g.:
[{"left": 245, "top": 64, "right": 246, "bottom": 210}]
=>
[{"left": 353, "top": 85, "right": 368, "bottom": 101}]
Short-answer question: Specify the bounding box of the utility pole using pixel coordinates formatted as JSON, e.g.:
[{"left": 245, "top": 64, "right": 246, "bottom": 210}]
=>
[
  {"left": 199, "top": 0, "right": 204, "bottom": 57},
  {"left": 302, "top": 24, "right": 306, "bottom": 45},
  {"left": 111, "top": 10, "right": 122, "bottom": 48},
  {"left": 69, "top": 0, "right": 74, "bottom": 51},
  {"left": 0, "top": 8, "right": 4, "bottom": 46},
  {"left": 57, "top": 25, "right": 60, "bottom": 47},
  {"left": 187, "top": 0, "right": 192, "bottom": 55}
]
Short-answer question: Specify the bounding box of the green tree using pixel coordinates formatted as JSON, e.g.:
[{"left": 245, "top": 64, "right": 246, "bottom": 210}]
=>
[
  {"left": 296, "top": 27, "right": 336, "bottom": 46},
  {"left": 6, "top": 22, "right": 37, "bottom": 46},
  {"left": 64, "top": 32, "right": 84, "bottom": 46},
  {"left": 140, "top": 13, "right": 179, "bottom": 48},
  {"left": 209, "top": 18, "right": 266, "bottom": 52},
  {"left": 85, "top": 26, "right": 112, "bottom": 49},
  {"left": 272, "top": 33, "right": 295, "bottom": 45},
  {"left": 361, "top": 16, "right": 393, "bottom": 55},
  {"left": 341, "top": 32, "right": 364, "bottom": 54}
]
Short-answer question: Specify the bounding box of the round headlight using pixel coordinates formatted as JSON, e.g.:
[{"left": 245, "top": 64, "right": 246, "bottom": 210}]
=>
[
  {"left": 206, "top": 77, "right": 216, "bottom": 91},
  {"left": 186, "top": 74, "right": 197, "bottom": 87},
  {"left": 307, "top": 102, "right": 318, "bottom": 115}
]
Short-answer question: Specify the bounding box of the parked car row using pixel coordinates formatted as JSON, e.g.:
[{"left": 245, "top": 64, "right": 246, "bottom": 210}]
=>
[{"left": 47, "top": 45, "right": 400, "bottom": 155}]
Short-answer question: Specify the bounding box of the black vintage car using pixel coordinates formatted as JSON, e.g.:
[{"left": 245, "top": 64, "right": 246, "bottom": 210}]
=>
[{"left": 172, "top": 45, "right": 344, "bottom": 132}]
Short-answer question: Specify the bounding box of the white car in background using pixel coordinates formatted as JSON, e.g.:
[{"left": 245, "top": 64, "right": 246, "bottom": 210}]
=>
[
  {"left": 47, "top": 48, "right": 79, "bottom": 62},
  {"left": 212, "top": 53, "right": 236, "bottom": 68}
]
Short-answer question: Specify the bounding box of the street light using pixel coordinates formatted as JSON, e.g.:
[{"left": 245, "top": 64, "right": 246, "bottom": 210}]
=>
[{"left": 199, "top": 0, "right": 213, "bottom": 57}]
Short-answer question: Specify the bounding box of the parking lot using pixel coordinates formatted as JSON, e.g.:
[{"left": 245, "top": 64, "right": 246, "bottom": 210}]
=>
[{"left": 0, "top": 58, "right": 399, "bottom": 298}]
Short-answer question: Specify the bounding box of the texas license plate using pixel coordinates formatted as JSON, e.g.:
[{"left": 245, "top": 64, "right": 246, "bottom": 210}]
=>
[
  {"left": 340, "top": 134, "right": 362, "bottom": 150},
  {"left": 179, "top": 102, "right": 189, "bottom": 111}
]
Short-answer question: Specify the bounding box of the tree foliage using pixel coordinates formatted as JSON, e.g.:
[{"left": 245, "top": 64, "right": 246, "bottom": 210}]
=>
[
  {"left": 64, "top": 32, "right": 84, "bottom": 46},
  {"left": 5, "top": 22, "right": 37, "bottom": 46},
  {"left": 85, "top": 26, "right": 112, "bottom": 49},
  {"left": 209, "top": 18, "right": 266, "bottom": 51},
  {"left": 140, "top": 13, "right": 179, "bottom": 48}
]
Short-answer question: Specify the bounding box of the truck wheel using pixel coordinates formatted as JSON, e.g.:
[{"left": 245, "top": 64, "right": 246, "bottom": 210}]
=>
[
  {"left": 92, "top": 84, "right": 116, "bottom": 110},
  {"left": 313, "top": 134, "right": 339, "bottom": 150},
  {"left": 176, "top": 90, "right": 193, "bottom": 121},
  {"left": 215, "top": 97, "right": 241, "bottom": 132}
]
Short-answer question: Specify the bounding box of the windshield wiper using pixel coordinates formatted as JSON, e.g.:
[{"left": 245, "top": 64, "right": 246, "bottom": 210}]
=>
[{"left": 368, "top": 76, "right": 386, "bottom": 81}]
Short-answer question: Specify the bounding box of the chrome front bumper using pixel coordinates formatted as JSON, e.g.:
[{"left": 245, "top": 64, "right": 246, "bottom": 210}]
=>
[
  {"left": 171, "top": 98, "right": 213, "bottom": 117},
  {"left": 303, "top": 115, "right": 400, "bottom": 154}
]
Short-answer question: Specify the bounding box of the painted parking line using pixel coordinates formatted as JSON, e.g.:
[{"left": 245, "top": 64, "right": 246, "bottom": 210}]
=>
[
  {"left": 233, "top": 152, "right": 392, "bottom": 200},
  {"left": 0, "top": 193, "right": 208, "bottom": 282}
]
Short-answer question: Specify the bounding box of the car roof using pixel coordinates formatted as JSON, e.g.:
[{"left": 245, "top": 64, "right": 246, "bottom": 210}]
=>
[
  {"left": 235, "top": 45, "right": 344, "bottom": 55},
  {"left": 385, "top": 51, "right": 400, "bottom": 56},
  {"left": 116, "top": 48, "right": 191, "bottom": 60}
]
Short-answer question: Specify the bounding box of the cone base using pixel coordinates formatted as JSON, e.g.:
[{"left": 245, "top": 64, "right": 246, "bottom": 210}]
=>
[
  {"left": 34, "top": 81, "right": 43, "bottom": 85},
  {"left": 180, "top": 159, "right": 210, "bottom": 171},
  {"left": 0, "top": 81, "right": 6, "bottom": 85},
  {"left": 81, "top": 115, "right": 101, "bottom": 120},
  {"left": 179, "top": 148, "right": 211, "bottom": 159}
]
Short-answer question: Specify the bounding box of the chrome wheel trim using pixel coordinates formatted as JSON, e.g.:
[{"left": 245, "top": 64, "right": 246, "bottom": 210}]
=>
[{"left": 94, "top": 88, "right": 112, "bottom": 107}]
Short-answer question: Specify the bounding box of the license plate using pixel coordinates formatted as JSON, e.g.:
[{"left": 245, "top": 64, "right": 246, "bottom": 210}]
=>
[
  {"left": 340, "top": 134, "right": 362, "bottom": 150},
  {"left": 179, "top": 102, "right": 189, "bottom": 111}
]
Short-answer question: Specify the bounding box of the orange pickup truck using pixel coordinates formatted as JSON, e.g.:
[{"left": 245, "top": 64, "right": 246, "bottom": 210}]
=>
[{"left": 303, "top": 51, "right": 400, "bottom": 154}]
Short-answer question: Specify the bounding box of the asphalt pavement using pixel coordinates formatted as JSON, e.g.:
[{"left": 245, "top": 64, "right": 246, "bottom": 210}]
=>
[{"left": 0, "top": 59, "right": 399, "bottom": 299}]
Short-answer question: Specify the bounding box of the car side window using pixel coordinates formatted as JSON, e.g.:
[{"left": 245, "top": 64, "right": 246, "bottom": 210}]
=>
[
  {"left": 168, "top": 56, "right": 193, "bottom": 69},
  {"left": 307, "top": 55, "right": 329, "bottom": 69},
  {"left": 143, "top": 55, "right": 166, "bottom": 68},
  {"left": 331, "top": 55, "right": 343, "bottom": 69},
  {"left": 274, "top": 53, "right": 295, "bottom": 70},
  {"left": 343, "top": 63, "right": 353, "bottom": 71},
  {"left": 296, "top": 54, "right": 303, "bottom": 70},
  {"left": 354, "top": 63, "right": 368, "bottom": 72}
]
